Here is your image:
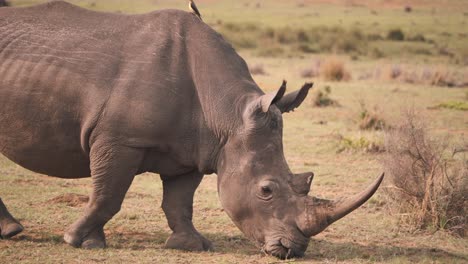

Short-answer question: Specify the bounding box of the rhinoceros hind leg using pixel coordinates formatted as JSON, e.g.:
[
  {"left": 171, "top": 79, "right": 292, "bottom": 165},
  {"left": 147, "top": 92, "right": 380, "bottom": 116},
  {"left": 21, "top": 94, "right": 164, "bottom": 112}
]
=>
[
  {"left": 63, "top": 142, "right": 144, "bottom": 248},
  {"left": 161, "top": 171, "right": 213, "bottom": 251},
  {"left": 0, "top": 198, "right": 24, "bottom": 239}
]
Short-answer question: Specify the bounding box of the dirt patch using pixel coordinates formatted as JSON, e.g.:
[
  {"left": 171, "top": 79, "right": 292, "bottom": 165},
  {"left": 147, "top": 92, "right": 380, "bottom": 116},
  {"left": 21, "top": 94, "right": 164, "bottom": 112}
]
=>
[{"left": 48, "top": 193, "right": 89, "bottom": 207}]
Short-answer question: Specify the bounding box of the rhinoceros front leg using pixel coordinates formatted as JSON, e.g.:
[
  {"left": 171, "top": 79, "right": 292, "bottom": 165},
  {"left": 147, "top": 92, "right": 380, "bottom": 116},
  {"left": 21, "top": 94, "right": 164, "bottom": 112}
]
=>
[
  {"left": 63, "top": 141, "right": 144, "bottom": 249},
  {"left": 0, "top": 198, "right": 24, "bottom": 239},
  {"left": 162, "top": 171, "right": 213, "bottom": 251}
]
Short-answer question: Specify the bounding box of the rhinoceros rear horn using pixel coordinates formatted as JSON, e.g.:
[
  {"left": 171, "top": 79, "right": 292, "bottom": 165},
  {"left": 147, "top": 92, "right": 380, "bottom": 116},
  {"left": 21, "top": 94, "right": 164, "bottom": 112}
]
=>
[{"left": 300, "top": 173, "right": 384, "bottom": 237}]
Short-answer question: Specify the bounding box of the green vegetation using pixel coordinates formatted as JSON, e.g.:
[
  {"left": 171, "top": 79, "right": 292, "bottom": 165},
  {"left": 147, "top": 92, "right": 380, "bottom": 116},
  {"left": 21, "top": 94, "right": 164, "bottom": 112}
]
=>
[
  {"left": 432, "top": 101, "right": 468, "bottom": 111},
  {"left": 337, "top": 136, "right": 383, "bottom": 153}
]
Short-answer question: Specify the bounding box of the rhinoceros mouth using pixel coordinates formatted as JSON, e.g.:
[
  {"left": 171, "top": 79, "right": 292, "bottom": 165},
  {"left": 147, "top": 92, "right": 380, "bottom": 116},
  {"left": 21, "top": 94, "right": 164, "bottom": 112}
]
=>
[{"left": 262, "top": 238, "right": 306, "bottom": 259}]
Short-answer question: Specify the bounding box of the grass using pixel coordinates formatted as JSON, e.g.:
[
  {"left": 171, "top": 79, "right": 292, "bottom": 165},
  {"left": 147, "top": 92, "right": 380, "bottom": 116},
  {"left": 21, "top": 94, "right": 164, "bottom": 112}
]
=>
[
  {"left": 2, "top": 0, "right": 468, "bottom": 263},
  {"left": 431, "top": 101, "right": 468, "bottom": 111}
]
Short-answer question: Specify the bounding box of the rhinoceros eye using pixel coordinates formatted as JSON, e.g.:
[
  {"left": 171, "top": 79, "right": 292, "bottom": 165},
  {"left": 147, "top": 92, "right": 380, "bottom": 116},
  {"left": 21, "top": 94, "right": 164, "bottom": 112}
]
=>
[
  {"left": 261, "top": 186, "right": 272, "bottom": 195},
  {"left": 257, "top": 181, "right": 276, "bottom": 201}
]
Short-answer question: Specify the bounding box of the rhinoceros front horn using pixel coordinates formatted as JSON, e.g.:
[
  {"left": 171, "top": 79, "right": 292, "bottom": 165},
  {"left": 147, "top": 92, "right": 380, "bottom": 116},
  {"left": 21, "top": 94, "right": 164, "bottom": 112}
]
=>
[{"left": 298, "top": 173, "right": 384, "bottom": 237}]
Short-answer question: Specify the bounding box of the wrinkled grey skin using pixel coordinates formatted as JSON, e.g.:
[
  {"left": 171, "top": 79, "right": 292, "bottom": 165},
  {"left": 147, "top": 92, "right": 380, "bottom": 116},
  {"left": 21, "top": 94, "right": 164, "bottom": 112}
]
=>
[{"left": 0, "top": 2, "right": 383, "bottom": 259}]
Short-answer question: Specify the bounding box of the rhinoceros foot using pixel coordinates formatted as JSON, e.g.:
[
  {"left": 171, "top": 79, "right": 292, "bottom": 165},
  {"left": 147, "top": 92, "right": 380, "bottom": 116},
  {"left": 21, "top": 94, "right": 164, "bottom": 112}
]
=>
[
  {"left": 165, "top": 231, "right": 213, "bottom": 252},
  {"left": 64, "top": 227, "right": 106, "bottom": 249},
  {"left": 0, "top": 221, "right": 24, "bottom": 239}
]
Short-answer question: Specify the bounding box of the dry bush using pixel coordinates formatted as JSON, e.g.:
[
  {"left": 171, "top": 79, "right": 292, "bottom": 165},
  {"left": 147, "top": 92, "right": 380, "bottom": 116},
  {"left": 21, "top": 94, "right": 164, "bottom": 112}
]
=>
[
  {"left": 249, "top": 64, "right": 267, "bottom": 75},
  {"left": 357, "top": 101, "right": 387, "bottom": 130},
  {"left": 319, "top": 57, "right": 351, "bottom": 81},
  {"left": 382, "top": 109, "right": 467, "bottom": 236}
]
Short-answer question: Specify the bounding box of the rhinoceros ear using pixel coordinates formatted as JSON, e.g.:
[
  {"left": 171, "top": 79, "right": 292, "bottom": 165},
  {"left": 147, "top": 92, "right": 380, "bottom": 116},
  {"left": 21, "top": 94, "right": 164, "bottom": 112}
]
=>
[
  {"left": 275, "top": 82, "right": 314, "bottom": 113},
  {"left": 260, "top": 80, "right": 287, "bottom": 112}
]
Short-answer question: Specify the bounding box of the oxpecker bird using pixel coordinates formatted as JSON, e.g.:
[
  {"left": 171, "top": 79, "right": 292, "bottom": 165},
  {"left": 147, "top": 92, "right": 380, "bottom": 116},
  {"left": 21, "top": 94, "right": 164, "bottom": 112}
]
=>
[{"left": 189, "top": 0, "right": 202, "bottom": 20}]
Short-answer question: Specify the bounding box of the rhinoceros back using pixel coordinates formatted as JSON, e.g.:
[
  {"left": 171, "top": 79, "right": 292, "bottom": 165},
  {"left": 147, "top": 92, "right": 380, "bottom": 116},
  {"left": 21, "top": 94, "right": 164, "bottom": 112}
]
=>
[{"left": 0, "top": 2, "right": 200, "bottom": 178}]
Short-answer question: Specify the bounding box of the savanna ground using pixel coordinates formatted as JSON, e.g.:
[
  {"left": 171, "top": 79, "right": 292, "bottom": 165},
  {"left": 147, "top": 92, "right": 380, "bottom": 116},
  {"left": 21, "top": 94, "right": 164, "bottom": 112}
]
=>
[{"left": 1, "top": 0, "right": 467, "bottom": 263}]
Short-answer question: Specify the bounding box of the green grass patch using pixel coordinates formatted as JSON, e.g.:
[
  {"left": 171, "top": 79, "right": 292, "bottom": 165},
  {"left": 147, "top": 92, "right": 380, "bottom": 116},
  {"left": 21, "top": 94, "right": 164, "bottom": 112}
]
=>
[
  {"left": 432, "top": 101, "right": 468, "bottom": 111},
  {"left": 337, "top": 136, "right": 384, "bottom": 153}
]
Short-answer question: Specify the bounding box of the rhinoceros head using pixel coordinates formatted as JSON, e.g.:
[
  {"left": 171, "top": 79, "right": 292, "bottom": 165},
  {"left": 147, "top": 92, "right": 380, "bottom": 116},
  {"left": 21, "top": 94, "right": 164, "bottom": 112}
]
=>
[{"left": 216, "top": 81, "right": 384, "bottom": 259}]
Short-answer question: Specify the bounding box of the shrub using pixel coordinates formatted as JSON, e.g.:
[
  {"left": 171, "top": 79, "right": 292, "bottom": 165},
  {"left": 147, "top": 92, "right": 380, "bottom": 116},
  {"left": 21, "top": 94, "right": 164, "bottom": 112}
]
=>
[
  {"left": 319, "top": 57, "right": 351, "bottom": 81},
  {"left": 311, "top": 85, "right": 339, "bottom": 107},
  {"left": 387, "top": 29, "right": 405, "bottom": 41},
  {"left": 381, "top": 109, "right": 467, "bottom": 236}
]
